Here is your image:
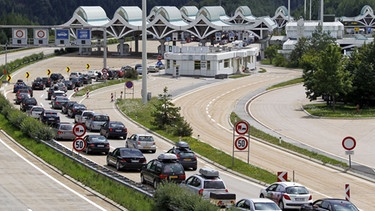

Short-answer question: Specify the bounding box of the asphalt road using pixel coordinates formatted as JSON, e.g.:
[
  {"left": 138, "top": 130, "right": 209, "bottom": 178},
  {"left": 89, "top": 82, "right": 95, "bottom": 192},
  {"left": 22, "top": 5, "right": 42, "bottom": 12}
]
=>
[{"left": 2, "top": 45, "right": 375, "bottom": 210}]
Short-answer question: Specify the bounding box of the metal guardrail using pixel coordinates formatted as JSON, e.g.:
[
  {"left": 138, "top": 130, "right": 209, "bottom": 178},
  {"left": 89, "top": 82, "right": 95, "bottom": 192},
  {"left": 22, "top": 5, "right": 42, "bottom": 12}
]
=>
[{"left": 43, "top": 139, "right": 155, "bottom": 198}]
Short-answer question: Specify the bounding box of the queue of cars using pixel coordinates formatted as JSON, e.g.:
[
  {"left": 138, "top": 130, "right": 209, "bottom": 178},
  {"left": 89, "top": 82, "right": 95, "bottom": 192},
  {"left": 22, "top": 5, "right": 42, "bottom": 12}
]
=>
[{"left": 11, "top": 73, "right": 360, "bottom": 211}]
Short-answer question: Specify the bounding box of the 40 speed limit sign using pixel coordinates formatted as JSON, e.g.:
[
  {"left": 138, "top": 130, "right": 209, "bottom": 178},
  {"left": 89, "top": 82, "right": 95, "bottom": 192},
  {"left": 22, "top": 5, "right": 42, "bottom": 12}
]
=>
[
  {"left": 73, "top": 138, "right": 86, "bottom": 152},
  {"left": 234, "top": 137, "right": 248, "bottom": 150}
]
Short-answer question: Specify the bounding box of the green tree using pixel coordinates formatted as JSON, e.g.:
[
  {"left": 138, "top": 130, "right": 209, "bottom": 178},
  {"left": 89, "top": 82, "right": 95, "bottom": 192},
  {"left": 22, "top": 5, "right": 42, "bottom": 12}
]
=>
[
  {"left": 303, "top": 44, "right": 352, "bottom": 111},
  {"left": 288, "top": 37, "right": 309, "bottom": 67},
  {"left": 151, "top": 87, "right": 192, "bottom": 136},
  {"left": 264, "top": 44, "right": 280, "bottom": 64}
]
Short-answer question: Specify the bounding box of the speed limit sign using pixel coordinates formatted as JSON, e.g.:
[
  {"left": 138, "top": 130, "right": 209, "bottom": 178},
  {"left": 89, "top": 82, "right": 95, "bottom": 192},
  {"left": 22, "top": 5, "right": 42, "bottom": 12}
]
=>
[
  {"left": 235, "top": 137, "right": 248, "bottom": 150},
  {"left": 73, "top": 138, "right": 86, "bottom": 152}
]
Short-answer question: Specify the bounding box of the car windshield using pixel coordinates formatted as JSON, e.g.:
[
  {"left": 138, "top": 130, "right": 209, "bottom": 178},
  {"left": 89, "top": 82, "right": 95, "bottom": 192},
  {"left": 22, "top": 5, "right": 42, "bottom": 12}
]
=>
[
  {"left": 33, "top": 107, "right": 43, "bottom": 112},
  {"left": 203, "top": 180, "right": 226, "bottom": 189},
  {"left": 90, "top": 136, "right": 107, "bottom": 142},
  {"left": 46, "top": 112, "right": 58, "bottom": 116},
  {"left": 60, "top": 124, "right": 73, "bottom": 130},
  {"left": 179, "top": 151, "right": 195, "bottom": 158},
  {"left": 162, "top": 163, "right": 184, "bottom": 174},
  {"left": 286, "top": 186, "right": 309, "bottom": 194},
  {"left": 331, "top": 202, "right": 359, "bottom": 211},
  {"left": 120, "top": 149, "right": 143, "bottom": 157},
  {"left": 254, "top": 202, "right": 280, "bottom": 210},
  {"left": 83, "top": 112, "right": 94, "bottom": 116},
  {"left": 139, "top": 136, "right": 153, "bottom": 142},
  {"left": 109, "top": 122, "right": 124, "bottom": 128},
  {"left": 94, "top": 115, "right": 109, "bottom": 121}
]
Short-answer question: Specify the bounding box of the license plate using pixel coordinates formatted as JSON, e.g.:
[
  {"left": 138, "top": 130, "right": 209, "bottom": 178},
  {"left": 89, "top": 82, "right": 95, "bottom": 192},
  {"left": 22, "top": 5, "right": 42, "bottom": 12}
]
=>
[
  {"left": 49, "top": 118, "right": 54, "bottom": 120},
  {"left": 169, "top": 176, "right": 178, "bottom": 179},
  {"left": 143, "top": 146, "right": 150, "bottom": 148},
  {"left": 131, "top": 159, "right": 139, "bottom": 163},
  {"left": 97, "top": 145, "right": 104, "bottom": 147},
  {"left": 183, "top": 158, "right": 191, "bottom": 161},
  {"left": 115, "top": 130, "right": 122, "bottom": 132},
  {"left": 295, "top": 198, "right": 304, "bottom": 201}
]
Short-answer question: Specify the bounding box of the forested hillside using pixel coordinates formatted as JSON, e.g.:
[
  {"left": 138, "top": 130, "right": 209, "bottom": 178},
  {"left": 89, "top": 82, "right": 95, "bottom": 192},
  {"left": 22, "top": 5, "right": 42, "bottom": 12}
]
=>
[{"left": 1, "top": 0, "right": 375, "bottom": 25}]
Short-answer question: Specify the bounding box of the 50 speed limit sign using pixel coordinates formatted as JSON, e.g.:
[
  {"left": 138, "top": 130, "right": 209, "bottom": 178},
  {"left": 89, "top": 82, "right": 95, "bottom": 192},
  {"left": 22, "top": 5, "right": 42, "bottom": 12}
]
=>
[
  {"left": 73, "top": 138, "right": 86, "bottom": 152},
  {"left": 234, "top": 137, "right": 248, "bottom": 150}
]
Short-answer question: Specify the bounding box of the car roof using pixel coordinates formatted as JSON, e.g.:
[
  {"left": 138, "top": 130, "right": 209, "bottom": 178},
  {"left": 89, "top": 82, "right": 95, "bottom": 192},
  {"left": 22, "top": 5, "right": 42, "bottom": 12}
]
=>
[
  {"left": 274, "top": 182, "right": 304, "bottom": 187},
  {"left": 242, "top": 198, "right": 276, "bottom": 203}
]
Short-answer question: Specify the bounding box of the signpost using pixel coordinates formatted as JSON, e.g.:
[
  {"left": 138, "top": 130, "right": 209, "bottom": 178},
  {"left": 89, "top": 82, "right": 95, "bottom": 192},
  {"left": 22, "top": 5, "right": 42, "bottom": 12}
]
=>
[
  {"left": 277, "top": 171, "right": 288, "bottom": 182},
  {"left": 342, "top": 136, "right": 356, "bottom": 168},
  {"left": 125, "top": 81, "right": 134, "bottom": 99},
  {"left": 47, "top": 69, "right": 51, "bottom": 76},
  {"left": 72, "top": 138, "right": 86, "bottom": 152},
  {"left": 232, "top": 120, "right": 250, "bottom": 167},
  {"left": 72, "top": 123, "right": 86, "bottom": 137}
]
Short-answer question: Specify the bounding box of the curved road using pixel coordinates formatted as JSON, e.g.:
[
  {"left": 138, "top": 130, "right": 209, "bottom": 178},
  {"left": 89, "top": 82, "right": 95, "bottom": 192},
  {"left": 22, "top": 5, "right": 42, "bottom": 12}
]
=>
[{"left": 2, "top": 47, "right": 375, "bottom": 210}]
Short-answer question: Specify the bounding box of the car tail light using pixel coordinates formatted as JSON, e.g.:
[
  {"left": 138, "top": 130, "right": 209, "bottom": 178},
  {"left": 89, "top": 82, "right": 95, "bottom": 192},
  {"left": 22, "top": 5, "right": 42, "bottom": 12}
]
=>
[
  {"left": 176, "top": 154, "right": 180, "bottom": 159},
  {"left": 179, "top": 174, "right": 185, "bottom": 180},
  {"left": 109, "top": 128, "right": 113, "bottom": 132},
  {"left": 120, "top": 158, "right": 127, "bottom": 163},
  {"left": 308, "top": 195, "right": 312, "bottom": 200},
  {"left": 217, "top": 201, "right": 224, "bottom": 207},
  {"left": 89, "top": 143, "right": 95, "bottom": 147},
  {"left": 159, "top": 174, "right": 168, "bottom": 179},
  {"left": 137, "top": 141, "right": 141, "bottom": 145},
  {"left": 105, "top": 144, "right": 110, "bottom": 148},
  {"left": 124, "top": 128, "right": 127, "bottom": 132},
  {"left": 283, "top": 194, "right": 291, "bottom": 200},
  {"left": 152, "top": 142, "right": 155, "bottom": 146},
  {"left": 225, "top": 189, "right": 228, "bottom": 192},
  {"left": 141, "top": 158, "right": 146, "bottom": 163},
  {"left": 57, "top": 131, "right": 63, "bottom": 135},
  {"left": 198, "top": 189, "right": 204, "bottom": 195}
]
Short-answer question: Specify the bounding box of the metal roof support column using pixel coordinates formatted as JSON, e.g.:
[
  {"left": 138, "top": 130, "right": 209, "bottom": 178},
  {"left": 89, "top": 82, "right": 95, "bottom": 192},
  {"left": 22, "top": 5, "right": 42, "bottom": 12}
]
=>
[
  {"left": 103, "top": 29, "right": 107, "bottom": 69},
  {"left": 141, "top": 0, "right": 148, "bottom": 104}
]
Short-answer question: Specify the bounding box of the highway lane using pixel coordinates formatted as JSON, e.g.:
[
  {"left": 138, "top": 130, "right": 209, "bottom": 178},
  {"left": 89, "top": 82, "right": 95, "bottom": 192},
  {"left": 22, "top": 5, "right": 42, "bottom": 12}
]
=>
[
  {"left": 173, "top": 66, "right": 375, "bottom": 210},
  {"left": 0, "top": 131, "right": 120, "bottom": 210},
  {"left": 3, "top": 46, "right": 375, "bottom": 210},
  {"left": 3, "top": 54, "right": 266, "bottom": 202}
]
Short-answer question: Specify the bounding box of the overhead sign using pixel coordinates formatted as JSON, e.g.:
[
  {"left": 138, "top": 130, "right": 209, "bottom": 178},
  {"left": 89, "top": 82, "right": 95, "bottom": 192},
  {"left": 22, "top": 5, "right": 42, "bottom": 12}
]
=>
[
  {"left": 14, "top": 29, "right": 26, "bottom": 39},
  {"left": 56, "top": 29, "right": 69, "bottom": 39},
  {"left": 34, "top": 29, "right": 47, "bottom": 39},
  {"left": 342, "top": 136, "right": 356, "bottom": 151},
  {"left": 73, "top": 138, "right": 86, "bottom": 152},
  {"left": 77, "top": 29, "right": 91, "bottom": 40},
  {"left": 47, "top": 69, "right": 51, "bottom": 75},
  {"left": 25, "top": 72, "right": 30, "bottom": 78},
  {"left": 72, "top": 123, "right": 86, "bottom": 137},
  {"left": 234, "top": 137, "right": 248, "bottom": 150},
  {"left": 235, "top": 121, "right": 249, "bottom": 135},
  {"left": 125, "top": 81, "right": 133, "bottom": 89}
]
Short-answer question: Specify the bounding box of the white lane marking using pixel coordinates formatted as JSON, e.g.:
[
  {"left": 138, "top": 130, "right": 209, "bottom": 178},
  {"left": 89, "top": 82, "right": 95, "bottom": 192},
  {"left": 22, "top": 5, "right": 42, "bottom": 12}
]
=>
[{"left": 0, "top": 138, "right": 107, "bottom": 211}]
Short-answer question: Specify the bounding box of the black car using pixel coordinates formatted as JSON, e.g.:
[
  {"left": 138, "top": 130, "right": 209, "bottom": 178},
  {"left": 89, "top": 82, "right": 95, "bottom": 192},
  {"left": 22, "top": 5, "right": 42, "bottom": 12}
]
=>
[
  {"left": 13, "top": 79, "right": 27, "bottom": 93},
  {"left": 300, "top": 198, "right": 359, "bottom": 211},
  {"left": 80, "top": 74, "right": 92, "bottom": 84},
  {"left": 140, "top": 153, "right": 186, "bottom": 189},
  {"left": 70, "top": 77, "right": 83, "bottom": 87},
  {"left": 49, "top": 73, "right": 64, "bottom": 82},
  {"left": 15, "top": 92, "right": 30, "bottom": 104},
  {"left": 83, "top": 135, "right": 110, "bottom": 155},
  {"left": 41, "top": 77, "right": 52, "bottom": 87},
  {"left": 20, "top": 97, "right": 37, "bottom": 112},
  {"left": 67, "top": 103, "right": 87, "bottom": 118},
  {"left": 167, "top": 141, "right": 197, "bottom": 170},
  {"left": 106, "top": 147, "right": 146, "bottom": 171},
  {"left": 107, "top": 70, "right": 119, "bottom": 80},
  {"left": 99, "top": 121, "right": 128, "bottom": 139},
  {"left": 32, "top": 77, "right": 45, "bottom": 90},
  {"left": 51, "top": 96, "right": 69, "bottom": 109},
  {"left": 62, "top": 101, "right": 77, "bottom": 114},
  {"left": 39, "top": 110, "right": 60, "bottom": 125},
  {"left": 63, "top": 80, "right": 75, "bottom": 90}
]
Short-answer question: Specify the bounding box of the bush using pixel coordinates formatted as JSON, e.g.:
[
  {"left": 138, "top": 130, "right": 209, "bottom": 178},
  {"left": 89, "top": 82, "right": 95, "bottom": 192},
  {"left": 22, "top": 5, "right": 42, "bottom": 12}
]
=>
[{"left": 153, "top": 183, "right": 218, "bottom": 211}]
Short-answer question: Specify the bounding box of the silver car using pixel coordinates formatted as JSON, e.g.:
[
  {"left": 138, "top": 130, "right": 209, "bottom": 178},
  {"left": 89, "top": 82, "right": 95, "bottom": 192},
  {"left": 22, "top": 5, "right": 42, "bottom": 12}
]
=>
[
  {"left": 52, "top": 122, "right": 76, "bottom": 141},
  {"left": 86, "top": 114, "right": 110, "bottom": 132},
  {"left": 27, "top": 106, "right": 44, "bottom": 119},
  {"left": 125, "top": 134, "right": 156, "bottom": 153}
]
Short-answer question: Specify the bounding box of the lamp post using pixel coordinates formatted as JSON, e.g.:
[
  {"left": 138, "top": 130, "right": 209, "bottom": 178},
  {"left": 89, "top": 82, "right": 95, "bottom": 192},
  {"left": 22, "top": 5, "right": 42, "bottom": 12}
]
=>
[
  {"left": 4, "top": 42, "right": 8, "bottom": 76},
  {"left": 141, "top": 0, "right": 148, "bottom": 104}
]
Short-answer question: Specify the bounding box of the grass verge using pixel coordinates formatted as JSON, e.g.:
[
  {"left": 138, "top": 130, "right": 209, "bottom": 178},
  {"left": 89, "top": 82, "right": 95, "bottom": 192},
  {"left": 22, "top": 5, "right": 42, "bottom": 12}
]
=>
[{"left": 0, "top": 114, "right": 154, "bottom": 211}]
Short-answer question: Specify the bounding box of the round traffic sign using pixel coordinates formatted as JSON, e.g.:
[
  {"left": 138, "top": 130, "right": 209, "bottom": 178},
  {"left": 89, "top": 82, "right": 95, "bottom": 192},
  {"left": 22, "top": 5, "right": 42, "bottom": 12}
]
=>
[
  {"left": 73, "top": 123, "right": 86, "bottom": 137},
  {"left": 157, "top": 55, "right": 163, "bottom": 60},
  {"left": 15, "top": 30, "right": 24, "bottom": 38},
  {"left": 234, "top": 137, "right": 248, "bottom": 150},
  {"left": 73, "top": 138, "right": 86, "bottom": 152},
  {"left": 235, "top": 121, "right": 249, "bottom": 135},
  {"left": 125, "top": 81, "right": 133, "bottom": 89},
  {"left": 36, "top": 30, "right": 45, "bottom": 38},
  {"left": 342, "top": 136, "right": 356, "bottom": 151},
  {"left": 102, "top": 68, "right": 108, "bottom": 73}
]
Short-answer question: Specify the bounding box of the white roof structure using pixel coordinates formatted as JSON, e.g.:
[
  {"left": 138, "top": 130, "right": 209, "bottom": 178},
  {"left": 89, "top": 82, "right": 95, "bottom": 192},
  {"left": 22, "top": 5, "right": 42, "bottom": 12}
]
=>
[
  {"left": 59, "top": 5, "right": 277, "bottom": 41},
  {"left": 338, "top": 5, "right": 375, "bottom": 29},
  {"left": 272, "top": 6, "right": 294, "bottom": 29}
]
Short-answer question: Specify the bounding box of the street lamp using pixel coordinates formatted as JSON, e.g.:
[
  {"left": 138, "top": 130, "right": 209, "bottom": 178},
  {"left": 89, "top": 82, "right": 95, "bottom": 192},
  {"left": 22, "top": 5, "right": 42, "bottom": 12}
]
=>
[{"left": 4, "top": 42, "right": 8, "bottom": 76}]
